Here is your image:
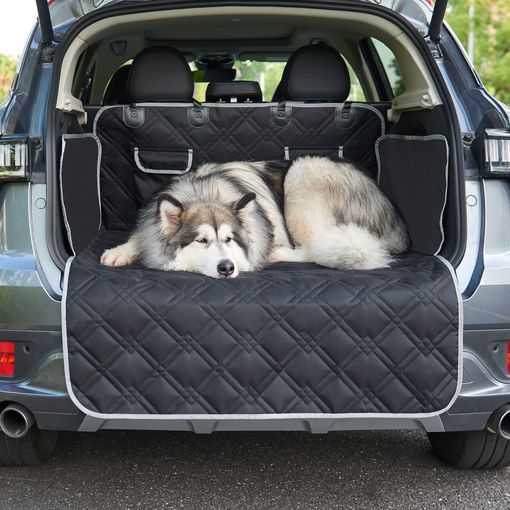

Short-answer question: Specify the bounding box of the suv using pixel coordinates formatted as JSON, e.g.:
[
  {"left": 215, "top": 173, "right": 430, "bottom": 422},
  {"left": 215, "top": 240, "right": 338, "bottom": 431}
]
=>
[{"left": 1, "top": 0, "right": 509, "bottom": 469}]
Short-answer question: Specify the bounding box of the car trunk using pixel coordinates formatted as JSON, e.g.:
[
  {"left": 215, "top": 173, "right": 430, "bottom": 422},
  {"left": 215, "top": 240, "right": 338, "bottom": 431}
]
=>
[{"left": 49, "top": 2, "right": 463, "bottom": 425}]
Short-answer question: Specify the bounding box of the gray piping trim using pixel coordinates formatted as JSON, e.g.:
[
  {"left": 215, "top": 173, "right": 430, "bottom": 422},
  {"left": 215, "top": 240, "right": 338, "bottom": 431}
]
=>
[
  {"left": 436, "top": 254, "right": 464, "bottom": 406},
  {"left": 375, "top": 134, "right": 449, "bottom": 256},
  {"left": 134, "top": 147, "right": 193, "bottom": 175},
  {"left": 59, "top": 134, "right": 102, "bottom": 256},
  {"left": 61, "top": 255, "right": 462, "bottom": 422}
]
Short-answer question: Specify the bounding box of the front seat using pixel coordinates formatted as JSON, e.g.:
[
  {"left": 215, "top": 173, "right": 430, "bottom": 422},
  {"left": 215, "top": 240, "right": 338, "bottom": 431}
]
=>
[
  {"left": 128, "top": 46, "right": 194, "bottom": 102},
  {"left": 272, "top": 44, "right": 351, "bottom": 102}
]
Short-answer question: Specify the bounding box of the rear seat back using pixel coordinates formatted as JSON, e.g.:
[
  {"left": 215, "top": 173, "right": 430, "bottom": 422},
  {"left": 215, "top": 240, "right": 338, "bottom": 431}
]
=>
[{"left": 93, "top": 46, "right": 387, "bottom": 231}]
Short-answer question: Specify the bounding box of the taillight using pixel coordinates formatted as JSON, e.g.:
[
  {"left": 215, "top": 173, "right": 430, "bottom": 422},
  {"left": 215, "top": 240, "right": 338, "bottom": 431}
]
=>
[
  {"left": 483, "top": 129, "right": 510, "bottom": 176},
  {"left": 0, "top": 136, "right": 28, "bottom": 182},
  {"left": 0, "top": 342, "right": 15, "bottom": 377},
  {"left": 507, "top": 342, "right": 510, "bottom": 376}
]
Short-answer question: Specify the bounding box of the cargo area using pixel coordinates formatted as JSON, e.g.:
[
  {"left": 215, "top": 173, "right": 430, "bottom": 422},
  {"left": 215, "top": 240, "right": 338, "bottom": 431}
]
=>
[{"left": 54, "top": 6, "right": 463, "bottom": 419}]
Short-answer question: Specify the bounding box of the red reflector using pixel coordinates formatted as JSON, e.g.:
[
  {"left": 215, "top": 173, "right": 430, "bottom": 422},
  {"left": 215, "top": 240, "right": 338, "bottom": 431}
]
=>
[
  {"left": 507, "top": 342, "right": 510, "bottom": 375},
  {"left": 0, "top": 342, "right": 15, "bottom": 377}
]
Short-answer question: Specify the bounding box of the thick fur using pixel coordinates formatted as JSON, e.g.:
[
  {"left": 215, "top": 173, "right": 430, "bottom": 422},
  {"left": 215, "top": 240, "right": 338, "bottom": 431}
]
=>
[
  {"left": 101, "top": 157, "right": 409, "bottom": 277},
  {"left": 101, "top": 162, "right": 293, "bottom": 277},
  {"left": 271, "top": 156, "right": 409, "bottom": 269}
]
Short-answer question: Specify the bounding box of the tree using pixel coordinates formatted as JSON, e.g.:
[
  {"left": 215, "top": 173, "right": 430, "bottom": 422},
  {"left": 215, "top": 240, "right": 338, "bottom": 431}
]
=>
[
  {"left": 0, "top": 53, "right": 17, "bottom": 104},
  {"left": 234, "top": 60, "right": 286, "bottom": 100},
  {"left": 446, "top": 0, "right": 510, "bottom": 104}
]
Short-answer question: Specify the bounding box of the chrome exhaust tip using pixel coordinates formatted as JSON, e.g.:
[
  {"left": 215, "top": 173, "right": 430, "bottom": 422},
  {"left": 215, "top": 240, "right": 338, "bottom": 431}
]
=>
[
  {"left": 0, "top": 403, "right": 35, "bottom": 439},
  {"left": 487, "top": 404, "right": 510, "bottom": 440}
]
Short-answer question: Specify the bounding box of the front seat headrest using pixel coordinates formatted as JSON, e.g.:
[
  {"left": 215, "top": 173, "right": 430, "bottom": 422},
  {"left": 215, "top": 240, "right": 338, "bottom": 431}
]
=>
[
  {"left": 129, "top": 47, "right": 193, "bottom": 102},
  {"left": 277, "top": 45, "right": 351, "bottom": 102},
  {"left": 206, "top": 81, "right": 263, "bottom": 103}
]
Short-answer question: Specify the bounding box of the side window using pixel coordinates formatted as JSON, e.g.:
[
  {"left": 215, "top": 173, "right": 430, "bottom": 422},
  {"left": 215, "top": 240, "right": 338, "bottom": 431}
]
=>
[
  {"left": 345, "top": 61, "right": 366, "bottom": 102},
  {"left": 371, "top": 39, "right": 405, "bottom": 97}
]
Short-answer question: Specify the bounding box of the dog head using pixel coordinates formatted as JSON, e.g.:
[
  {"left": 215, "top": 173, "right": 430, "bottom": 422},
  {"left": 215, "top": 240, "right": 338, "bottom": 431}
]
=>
[{"left": 157, "top": 192, "right": 256, "bottom": 278}]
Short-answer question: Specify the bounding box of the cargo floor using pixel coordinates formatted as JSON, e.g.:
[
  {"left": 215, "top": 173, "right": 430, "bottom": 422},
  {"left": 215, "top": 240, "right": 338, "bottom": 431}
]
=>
[{"left": 62, "top": 230, "right": 461, "bottom": 418}]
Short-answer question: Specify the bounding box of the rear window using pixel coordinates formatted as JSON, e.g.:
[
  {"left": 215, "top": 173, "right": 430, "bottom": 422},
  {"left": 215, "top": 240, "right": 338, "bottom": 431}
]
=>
[
  {"left": 192, "top": 60, "right": 287, "bottom": 102},
  {"left": 79, "top": 50, "right": 368, "bottom": 105}
]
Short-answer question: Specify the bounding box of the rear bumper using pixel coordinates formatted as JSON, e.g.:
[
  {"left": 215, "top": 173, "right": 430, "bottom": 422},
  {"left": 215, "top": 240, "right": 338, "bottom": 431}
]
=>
[
  {"left": 0, "top": 340, "right": 83, "bottom": 431},
  {"left": 1, "top": 328, "right": 509, "bottom": 433},
  {"left": 439, "top": 328, "right": 510, "bottom": 432}
]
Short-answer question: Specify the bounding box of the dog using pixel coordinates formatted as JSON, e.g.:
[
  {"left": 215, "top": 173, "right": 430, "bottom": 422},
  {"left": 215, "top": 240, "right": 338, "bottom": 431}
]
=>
[{"left": 101, "top": 156, "right": 409, "bottom": 277}]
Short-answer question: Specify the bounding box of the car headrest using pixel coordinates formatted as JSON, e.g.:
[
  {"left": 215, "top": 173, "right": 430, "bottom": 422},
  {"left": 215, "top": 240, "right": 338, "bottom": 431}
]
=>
[
  {"left": 103, "top": 65, "right": 132, "bottom": 105},
  {"left": 206, "top": 81, "right": 263, "bottom": 103},
  {"left": 129, "top": 47, "right": 193, "bottom": 102},
  {"left": 277, "top": 45, "right": 351, "bottom": 102}
]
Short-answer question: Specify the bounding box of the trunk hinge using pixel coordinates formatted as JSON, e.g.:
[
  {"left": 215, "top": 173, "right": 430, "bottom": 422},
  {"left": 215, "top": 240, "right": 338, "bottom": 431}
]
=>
[
  {"left": 426, "top": 38, "right": 443, "bottom": 59},
  {"left": 41, "top": 39, "right": 60, "bottom": 64}
]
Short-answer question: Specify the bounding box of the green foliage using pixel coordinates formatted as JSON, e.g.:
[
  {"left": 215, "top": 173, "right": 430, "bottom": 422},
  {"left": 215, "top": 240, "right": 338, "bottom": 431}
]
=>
[
  {"left": 446, "top": 0, "right": 510, "bottom": 104},
  {"left": 0, "top": 53, "right": 17, "bottom": 104},
  {"left": 234, "top": 60, "right": 286, "bottom": 100}
]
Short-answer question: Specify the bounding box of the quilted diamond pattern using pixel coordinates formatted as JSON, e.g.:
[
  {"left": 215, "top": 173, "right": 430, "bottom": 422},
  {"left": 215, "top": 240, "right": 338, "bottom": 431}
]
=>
[
  {"left": 95, "top": 104, "right": 384, "bottom": 230},
  {"left": 65, "top": 231, "right": 460, "bottom": 416}
]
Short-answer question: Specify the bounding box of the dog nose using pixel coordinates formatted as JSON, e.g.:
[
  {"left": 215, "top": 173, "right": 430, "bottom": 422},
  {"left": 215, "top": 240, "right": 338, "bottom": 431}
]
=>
[{"left": 217, "top": 259, "right": 235, "bottom": 277}]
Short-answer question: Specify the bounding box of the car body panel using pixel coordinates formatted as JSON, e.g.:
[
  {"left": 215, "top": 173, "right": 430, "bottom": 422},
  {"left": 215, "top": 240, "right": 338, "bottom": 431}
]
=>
[{"left": 0, "top": 0, "right": 508, "bottom": 433}]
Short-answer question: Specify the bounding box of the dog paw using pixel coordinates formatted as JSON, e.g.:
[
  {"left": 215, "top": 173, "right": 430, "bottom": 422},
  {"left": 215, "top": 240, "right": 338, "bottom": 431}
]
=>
[{"left": 100, "top": 244, "right": 137, "bottom": 267}]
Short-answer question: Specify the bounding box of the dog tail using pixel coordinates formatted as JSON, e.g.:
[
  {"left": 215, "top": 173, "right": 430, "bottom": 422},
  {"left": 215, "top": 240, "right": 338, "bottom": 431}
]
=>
[{"left": 306, "top": 223, "right": 391, "bottom": 270}]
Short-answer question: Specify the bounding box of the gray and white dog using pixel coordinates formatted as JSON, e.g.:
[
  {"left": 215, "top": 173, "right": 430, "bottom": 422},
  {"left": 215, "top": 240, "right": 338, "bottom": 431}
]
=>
[{"left": 101, "top": 156, "right": 409, "bottom": 277}]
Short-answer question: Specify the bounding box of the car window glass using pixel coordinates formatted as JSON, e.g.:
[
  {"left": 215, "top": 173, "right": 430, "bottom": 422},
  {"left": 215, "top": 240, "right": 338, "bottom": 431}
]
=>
[
  {"left": 371, "top": 38, "right": 406, "bottom": 96},
  {"left": 192, "top": 59, "right": 365, "bottom": 102}
]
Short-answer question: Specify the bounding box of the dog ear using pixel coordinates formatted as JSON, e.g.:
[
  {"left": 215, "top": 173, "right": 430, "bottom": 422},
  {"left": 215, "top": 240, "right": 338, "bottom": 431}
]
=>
[
  {"left": 232, "top": 192, "right": 256, "bottom": 212},
  {"left": 158, "top": 193, "right": 183, "bottom": 233}
]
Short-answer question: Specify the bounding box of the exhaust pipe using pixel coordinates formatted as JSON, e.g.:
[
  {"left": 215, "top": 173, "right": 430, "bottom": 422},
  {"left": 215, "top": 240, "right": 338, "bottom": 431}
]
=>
[
  {"left": 0, "top": 403, "right": 35, "bottom": 439},
  {"left": 487, "top": 404, "right": 510, "bottom": 440}
]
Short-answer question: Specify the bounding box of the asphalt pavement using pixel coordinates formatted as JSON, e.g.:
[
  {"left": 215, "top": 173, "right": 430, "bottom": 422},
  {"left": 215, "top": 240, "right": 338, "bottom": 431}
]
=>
[{"left": 1, "top": 429, "right": 509, "bottom": 509}]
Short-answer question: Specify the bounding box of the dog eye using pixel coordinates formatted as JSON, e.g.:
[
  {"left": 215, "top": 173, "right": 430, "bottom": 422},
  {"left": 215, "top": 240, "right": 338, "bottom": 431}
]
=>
[
  {"left": 225, "top": 237, "right": 233, "bottom": 243},
  {"left": 196, "top": 238, "right": 208, "bottom": 244}
]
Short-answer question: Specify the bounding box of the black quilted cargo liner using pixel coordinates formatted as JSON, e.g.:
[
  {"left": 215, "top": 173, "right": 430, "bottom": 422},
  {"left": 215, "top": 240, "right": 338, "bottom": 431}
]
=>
[
  {"left": 94, "top": 103, "right": 385, "bottom": 230},
  {"left": 63, "top": 231, "right": 461, "bottom": 418}
]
